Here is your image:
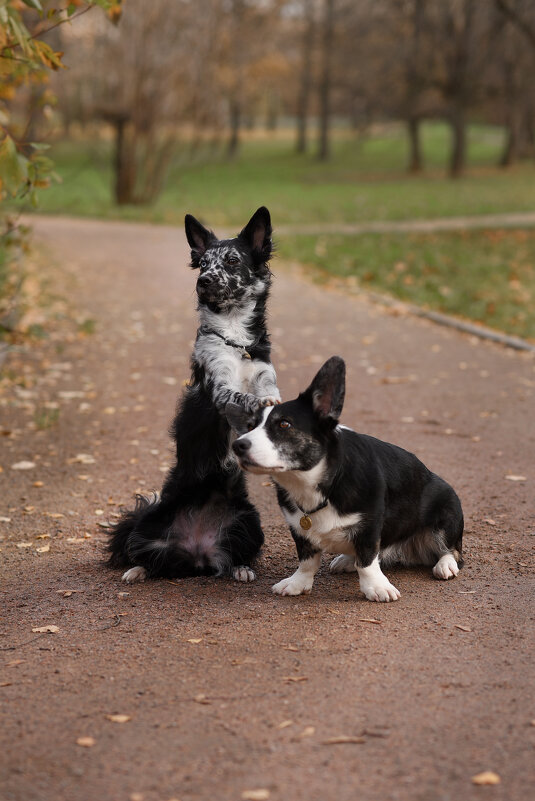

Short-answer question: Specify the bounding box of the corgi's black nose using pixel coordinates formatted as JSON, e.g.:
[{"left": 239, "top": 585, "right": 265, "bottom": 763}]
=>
[{"left": 233, "top": 438, "right": 251, "bottom": 456}]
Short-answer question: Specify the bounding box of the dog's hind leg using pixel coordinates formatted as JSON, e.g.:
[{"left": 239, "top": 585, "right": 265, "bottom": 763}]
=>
[
  {"left": 219, "top": 503, "right": 265, "bottom": 582},
  {"left": 329, "top": 554, "right": 357, "bottom": 573}
]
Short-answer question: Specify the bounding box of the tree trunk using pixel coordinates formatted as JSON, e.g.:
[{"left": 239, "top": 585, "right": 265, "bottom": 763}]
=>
[
  {"left": 317, "top": 0, "right": 334, "bottom": 161},
  {"left": 449, "top": 108, "right": 466, "bottom": 178},
  {"left": 407, "top": 116, "right": 423, "bottom": 173},
  {"left": 227, "top": 100, "right": 241, "bottom": 159},
  {"left": 113, "top": 115, "right": 136, "bottom": 205},
  {"left": 296, "top": 0, "right": 315, "bottom": 154}
]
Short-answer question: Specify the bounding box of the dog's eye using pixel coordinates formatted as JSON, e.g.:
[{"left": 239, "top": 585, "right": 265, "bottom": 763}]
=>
[
  {"left": 227, "top": 257, "right": 238, "bottom": 265},
  {"left": 200, "top": 259, "right": 207, "bottom": 268},
  {"left": 247, "top": 423, "right": 255, "bottom": 432},
  {"left": 279, "top": 420, "right": 291, "bottom": 430}
]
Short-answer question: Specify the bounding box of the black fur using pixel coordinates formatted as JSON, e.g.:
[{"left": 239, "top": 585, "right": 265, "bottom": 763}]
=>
[{"left": 108, "top": 208, "right": 280, "bottom": 582}]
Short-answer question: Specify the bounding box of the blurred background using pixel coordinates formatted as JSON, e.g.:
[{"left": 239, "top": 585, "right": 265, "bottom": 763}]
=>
[{"left": 1, "top": 0, "right": 535, "bottom": 340}]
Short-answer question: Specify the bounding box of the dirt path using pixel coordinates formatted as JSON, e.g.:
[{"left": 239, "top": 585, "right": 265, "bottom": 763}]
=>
[{"left": 1, "top": 216, "right": 534, "bottom": 801}]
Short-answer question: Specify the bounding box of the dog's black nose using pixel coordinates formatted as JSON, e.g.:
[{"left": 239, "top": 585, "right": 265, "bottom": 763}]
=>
[
  {"left": 233, "top": 438, "right": 251, "bottom": 456},
  {"left": 197, "top": 274, "right": 213, "bottom": 288}
]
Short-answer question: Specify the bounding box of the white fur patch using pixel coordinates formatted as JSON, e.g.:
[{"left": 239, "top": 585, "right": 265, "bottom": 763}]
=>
[
  {"left": 329, "top": 554, "right": 357, "bottom": 573},
  {"left": 272, "top": 553, "right": 322, "bottom": 596},
  {"left": 241, "top": 407, "right": 285, "bottom": 471},
  {"left": 358, "top": 556, "right": 400, "bottom": 602},
  {"left": 122, "top": 566, "right": 147, "bottom": 584},
  {"left": 432, "top": 553, "right": 459, "bottom": 580},
  {"left": 232, "top": 565, "right": 256, "bottom": 582}
]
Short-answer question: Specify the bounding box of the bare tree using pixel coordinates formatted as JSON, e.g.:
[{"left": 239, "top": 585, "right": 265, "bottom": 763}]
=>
[
  {"left": 317, "top": 0, "right": 335, "bottom": 160},
  {"left": 296, "top": 0, "right": 316, "bottom": 154}
]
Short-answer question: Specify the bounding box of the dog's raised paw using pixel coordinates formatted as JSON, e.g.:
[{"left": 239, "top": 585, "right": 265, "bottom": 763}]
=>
[
  {"left": 232, "top": 565, "right": 256, "bottom": 582},
  {"left": 329, "top": 554, "right": 358, "bottom": 574},
  {"left": 122, "top": 566, "right": 147, "bottom": 584},
  {"left": 432, "top": 553, "right": 459, "bottom": 580}
]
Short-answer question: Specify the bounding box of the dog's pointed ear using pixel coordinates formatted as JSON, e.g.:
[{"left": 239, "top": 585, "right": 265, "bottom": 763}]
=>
[
  {"left": 305, "top": 356, "right": 346, "bottom": 423},
  {"left": 225, "top": 402, "right": 256, "bottom": 436},
  {"left": 238, "top": 206, "right": 272, "bottom": 264},
  {"left": 185, "top": 214, "right": 216, "bottom": 264}
]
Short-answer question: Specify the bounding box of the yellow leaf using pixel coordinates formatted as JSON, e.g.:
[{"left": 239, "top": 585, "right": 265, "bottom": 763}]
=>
[
  {"left": 105, "top": 714, "right": 131, "bottom": 724},
  {"left": 472, "top": 772, "right": 501, "bottom": 786},
  {"left": 76, "top": 736, "right": 96, "bottom": 748}
]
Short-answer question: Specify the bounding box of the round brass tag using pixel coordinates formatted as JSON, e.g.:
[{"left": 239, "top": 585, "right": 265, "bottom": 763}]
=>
[{"left": 300, "top": 515, "right": 312, "bottom": 530}]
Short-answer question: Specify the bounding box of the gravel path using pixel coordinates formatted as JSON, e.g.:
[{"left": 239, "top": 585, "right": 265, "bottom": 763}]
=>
[{"left": 1, "top": 216, "right": 534, "bottom": 801}]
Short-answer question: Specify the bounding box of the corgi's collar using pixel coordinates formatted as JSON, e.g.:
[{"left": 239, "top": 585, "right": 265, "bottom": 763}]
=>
[{"left": 295, "top": 498, "right": 328, "bottom": 531}]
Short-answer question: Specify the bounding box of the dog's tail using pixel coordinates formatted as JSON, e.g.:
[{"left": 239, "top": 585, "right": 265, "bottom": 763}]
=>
[{"left": 107, "top": 492, "right": 160, "bottom": 569}]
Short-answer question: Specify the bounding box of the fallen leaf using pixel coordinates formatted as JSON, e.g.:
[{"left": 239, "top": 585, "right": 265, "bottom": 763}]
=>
[
  {"left": 293, "top": 726, "right": 315, "bottom": 740},
  {"left": 129, "top": 794, "right": 144, "bottom": 801},
  {"left": 32, "top": 625, "right": 59, "bottom": 633},
  {"left": 105, "top": 714, "right": 131, "bottom": 723},
  {"left": 16, "top": 542, "right": 33, "bottom": 549},
  {"left": 322, "top": 735, "right": 366, "bottom": 745},
  {"left": 94, "top": 509, "right": 104, "bottom": 516},
  {"left": 472, "top": 771, "right": 501, "bottom": 786},
  {"left": 283, "top": 676, "right": 308, "bottom": 682},
  {"left": 276, "top": 720, "right": 293, "bottom": 729},
  {"left": 505, "top": 474, "right": 526, "bottom": 482},
  {"left": 36, "top": 534, "right": 50, "bottom": 539},
  {"left": 6, "top": 660, "right": 24, "bottom": 667},
  {"left": 241, "top": 791, "right": 270, "bottom": 801},
  {"left": 359, "top": 618, "right": 382, "bottom": 625},
  {"left": 162, "top": 377, "right": 177, "bottom": 385},
  {"left": 284, "top": 645, "right": 299, "bottom": 652},
  {"left": 70, "top": 453, "right": 96, "bottom": 465},
  {"left": 33, "top": 481, "right": 44, "bottom": 488},
  {"left": 193, "top": 694, "right": 211, "bottom": 705},
  {"left": 0, "top": 516, "right": 12, "bottom": 523},
  {"left": 36, "top": 545, "right": 50, "bottom": 553},
  {"left": 1, "top": 682, "right": 13, "bottom": 687},
  {"left": 483, "top": 518, "right": 496, "bottom": 525},
  {"left": 11, "top": 461, "right": 36, "bottom": 470},
  {"left": 45, "top": 512, "right": 64, "bottom": 519},
  {"left": 76, "top": 736, "right": 96, "bottom": 748},
  {"left": 454, "top": 624, "right": 472, "bottom": 632},
  {"left": 186, "top": 638, "right": 203, "bottom": 644}
]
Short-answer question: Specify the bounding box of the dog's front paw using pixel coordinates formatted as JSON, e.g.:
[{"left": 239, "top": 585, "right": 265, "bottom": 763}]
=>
[
  {"left": 232, "top": 565, "right": 256, "bottom": 582},
  {"left": 360, "top": 576, "right": 400, "bottom": 602},
  {"left": 432, "top": 554, "right": 459, "bottom": 580},
  {"left": 122, "top": 566, "right": 147, "bottom": 584},
  {"left": 259, "top": 396, "right": 281, "bottom": 407},
  {"left": 272, "top": 573, "right": 313, "bottom": 596}
]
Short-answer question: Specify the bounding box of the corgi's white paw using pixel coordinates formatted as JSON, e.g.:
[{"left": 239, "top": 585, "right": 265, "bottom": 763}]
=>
[
  {"left": 232, "top": 565, "right": 256, "bottom": 582},
  {"left": 272, "top": 574, "right": 313, "bottom": 596},
  {"left": 360, "top": 576, "right": 401, "bottom": 602},
  {"left": 122, "top": 566, "right": 147, "bottom": 584},
  {"left": 329, "top": 554, "right": 357, "bottom": 574},
  {"left": 433, "top": 553, "right": 459, "bottom": 580}
]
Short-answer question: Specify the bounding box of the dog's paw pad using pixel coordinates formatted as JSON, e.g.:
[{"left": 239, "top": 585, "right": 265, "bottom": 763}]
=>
[
  {"left": 433, "top": 554, "right": 459, "bottom": 580},
  {"left": 272, "top": 575, "right": 312, "bottom": 596},
  {"left": 232, "top": 565, "right": 256, "bottom": 582},
  {"left": 122, "top": 566, "right": 147, "bottom": 584},
  {"left": 329, "top": 554, "right": 357, "bottom": 574}
]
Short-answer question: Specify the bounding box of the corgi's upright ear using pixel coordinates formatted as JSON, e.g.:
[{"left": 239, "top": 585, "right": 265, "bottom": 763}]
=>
[{"left": 304, "top": 356, "right": 346, "bottom": 423}]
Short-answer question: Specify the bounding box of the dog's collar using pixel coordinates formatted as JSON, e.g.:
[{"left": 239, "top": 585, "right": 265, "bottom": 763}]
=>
[
  {"left": 200, "top": 326, "right": 255, "bottom": 360},
  {"left": 296, "top": 498, "right": 329, "bottom": 531}
]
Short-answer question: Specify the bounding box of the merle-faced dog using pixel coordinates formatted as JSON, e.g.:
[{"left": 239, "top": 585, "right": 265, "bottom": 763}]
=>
[
  {"left": 227, "top": 356, "right": 464, "bottom": 602},
  {"left": 108, "top": 207, "right": 280, "bottom": 584}
]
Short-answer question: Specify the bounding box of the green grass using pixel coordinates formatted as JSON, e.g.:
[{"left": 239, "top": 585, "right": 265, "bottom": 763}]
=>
[
  {"left": 279, "top": 229, "right": 535, "bottom": 341},
  {"left": 15, "top": 123, "right": 535, "bottom": 226}
]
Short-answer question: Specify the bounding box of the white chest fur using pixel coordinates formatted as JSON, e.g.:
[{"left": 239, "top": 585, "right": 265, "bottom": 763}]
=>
[{"left": 282, "top": 504, "right": 362, "bottom": 555}]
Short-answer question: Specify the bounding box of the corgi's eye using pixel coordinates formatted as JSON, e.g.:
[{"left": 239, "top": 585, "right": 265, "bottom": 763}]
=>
[
  {"left": 227, "top": 257, "right": 238, "bottom": 265},
  {"left": 279, "top": 420, "right": 291, "bottom": 430},
  {"left": 247, "top": 423, "right": 255, "bottom": 432}
]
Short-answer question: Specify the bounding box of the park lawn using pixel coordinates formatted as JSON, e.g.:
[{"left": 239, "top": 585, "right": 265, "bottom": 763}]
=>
[
  {"left": 17, "top": 123, "right": 535, "bottom": 226},
  {"left": 278, "top": 229, "right": 535, "bottom": 342}
]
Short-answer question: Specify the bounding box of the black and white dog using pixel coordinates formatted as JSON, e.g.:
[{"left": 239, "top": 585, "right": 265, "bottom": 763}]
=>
[
  {"left": 228, "top": 356, "right": 464, "bottom": 602},
  {"left": 108, "top": 207, "right": 280, "bottom": 583}
]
